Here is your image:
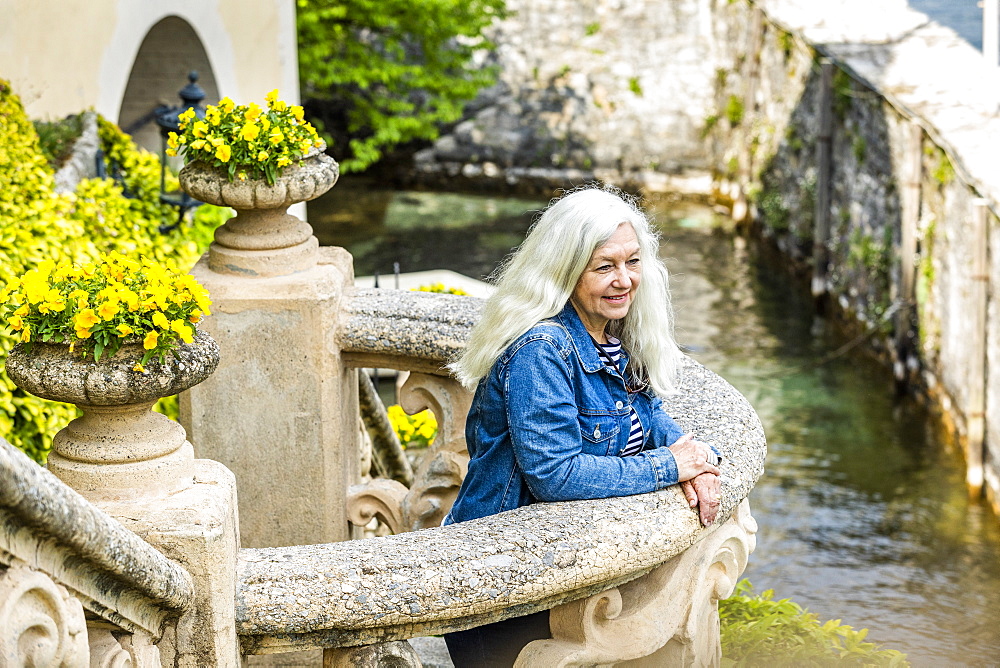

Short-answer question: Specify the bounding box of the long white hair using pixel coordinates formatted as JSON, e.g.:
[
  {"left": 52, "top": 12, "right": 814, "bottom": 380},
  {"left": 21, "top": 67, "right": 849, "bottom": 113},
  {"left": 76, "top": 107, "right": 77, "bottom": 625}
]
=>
[{"left": 450, "top": 184, "right": 683, "bottom": 396}]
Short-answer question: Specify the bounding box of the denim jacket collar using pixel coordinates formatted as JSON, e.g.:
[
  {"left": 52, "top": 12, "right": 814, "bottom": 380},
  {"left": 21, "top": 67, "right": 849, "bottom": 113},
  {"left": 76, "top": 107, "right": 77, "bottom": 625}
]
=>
[{"left": 554, "top": 302, "right": 628, "bottom": 376}]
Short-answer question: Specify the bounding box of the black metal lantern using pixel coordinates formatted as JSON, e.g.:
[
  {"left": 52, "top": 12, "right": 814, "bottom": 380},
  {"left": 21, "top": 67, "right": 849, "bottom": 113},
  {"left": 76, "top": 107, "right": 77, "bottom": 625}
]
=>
[{"left": 154, "top": 71, "right": 206, "bottom": 232}]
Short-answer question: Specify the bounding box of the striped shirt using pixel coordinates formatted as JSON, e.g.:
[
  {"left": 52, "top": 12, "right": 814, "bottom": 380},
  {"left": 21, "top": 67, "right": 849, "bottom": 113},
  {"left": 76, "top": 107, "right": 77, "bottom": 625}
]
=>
[{"left": 595, "top": 337, "right": 645, "bottom": 457}]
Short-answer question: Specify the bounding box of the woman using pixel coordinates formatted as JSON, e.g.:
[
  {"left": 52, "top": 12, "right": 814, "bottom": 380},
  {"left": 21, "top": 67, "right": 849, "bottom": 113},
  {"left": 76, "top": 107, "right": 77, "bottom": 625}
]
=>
[{"left": 444, "top": 185, "right": 723, "bottom": 667}]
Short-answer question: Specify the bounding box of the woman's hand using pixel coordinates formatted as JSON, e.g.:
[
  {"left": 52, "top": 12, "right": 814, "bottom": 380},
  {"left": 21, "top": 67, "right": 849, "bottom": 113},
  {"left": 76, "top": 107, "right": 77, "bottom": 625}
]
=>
[
  {"left": 668, "top": 434, "right": 721, "bottom": 481},
  {"left": 680, "top": 473, "right": 722, "bottom": 526}
]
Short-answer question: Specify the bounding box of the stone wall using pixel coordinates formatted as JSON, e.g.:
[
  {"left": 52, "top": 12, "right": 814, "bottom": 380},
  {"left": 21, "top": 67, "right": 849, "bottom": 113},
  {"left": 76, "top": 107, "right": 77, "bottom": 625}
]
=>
[
  {"left": 704, "top": 0, "right": 1000, "bottom": 511},
  {"left": 412, "top": 0, "right": 719, "bottom": 193},
  {"left": 415, "top": 0, "right": 1000, "bottom": 511}
]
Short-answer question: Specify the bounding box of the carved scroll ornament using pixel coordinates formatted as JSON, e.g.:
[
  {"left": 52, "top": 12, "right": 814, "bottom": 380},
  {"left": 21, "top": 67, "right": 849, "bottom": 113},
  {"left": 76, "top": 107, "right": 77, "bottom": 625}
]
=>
[
  {"left": 0, "top": 564, "right": 88, "bottom": 668},
  {"left": 348, "top": 372, "right": 471, "bottom": 534},
  {"left": 516, "top": 499, "right": 758, "bottom": 667}
]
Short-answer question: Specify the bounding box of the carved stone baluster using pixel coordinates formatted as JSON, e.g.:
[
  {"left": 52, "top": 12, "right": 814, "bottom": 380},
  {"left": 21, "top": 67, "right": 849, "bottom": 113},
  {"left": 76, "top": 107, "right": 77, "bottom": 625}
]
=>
[
  {"left": 88, "top": 628, "right": 161, "bottom": 667},
  {"left": 322, "top": 641, "right": 422, "bottom": 667},
  {"left": 397, "top": 372, "right": 471, "bottom": 531},
  {"left": 347, "top": 372, "right": 472, "bottom": 534},
  {"left": 0, "top": 563, "right": 89, "bottom": 667},
  {"left": 516, "top": 500, "right": 758, "bottom": 667}
]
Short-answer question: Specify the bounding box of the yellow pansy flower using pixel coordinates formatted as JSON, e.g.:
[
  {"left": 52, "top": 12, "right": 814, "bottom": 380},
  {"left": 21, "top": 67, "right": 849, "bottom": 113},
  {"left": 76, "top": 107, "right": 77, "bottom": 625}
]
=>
[
  {"left": 97, "top": 301, "right": 120, "bottom": 321},
  {"left": 245, "top": 102, "right": 263, "bottom": 121},
  {"left": 74, "top": 309, "right": 101, "bottom": 330},
  {"left": 257, "top": 150, "right": 269, "bottom": 162},
  {"left": 117, "top": 323, "right": 134, "bottom": 337},
  {"left": 143, "top": 330, "right": 159, "bottom": 350},
  {"left": 219, "top": 97, "right": 235, "bottom": 113},
  {"left": 265, "top": 89, "right": 280, "bottom": 106},
  {"left": 152, "top": 311, "right": 170, "bottom": 329},
  {"left": 240, "top": 122, "right": 260, "bottom": 142},
  {"left": 268, "top": 128, "right": 284, "bottom": 145},
  {"left": 20, "top": 326, "right": 30, "bottom": 343},
  {"left": 215, "top": 144, "right": 232, "bottom": 162},
  {"left": 170, "top": 319, "right": 194, "bottom": 344},
  {"left": 192, "top": 121, "right": 209, "bottom": 139},
  {"left": 291, "top": 105, "right": 305, "bottom": 122}
]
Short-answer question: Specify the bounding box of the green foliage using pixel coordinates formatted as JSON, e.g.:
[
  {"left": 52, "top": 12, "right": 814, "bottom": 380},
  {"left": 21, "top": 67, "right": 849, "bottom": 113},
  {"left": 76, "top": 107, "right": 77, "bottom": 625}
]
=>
[
  {"left": 932, "top": 150, "right": 954, "bottom": 186},
  {"left": 720, "top": 580, "right": 909, "bottom": 666},
  {"left": 0, "top": 80, "right": 229, "bottom": 462},
  {"left": 628, "top": 77, "right": 644, "bottom": 97},
  {"left": 847, "top": 227, "right": 891, "bottom": 277},
  {"left": 852, "top": 135, "right": 866, "bottom": 163},
  {"left": 725, "top": 94, "right": 744, "bottom": 126},
  {"left": 756, "top": 188, "right": 790, "bottom": 232},
  {"left": 701, "top": 114, "right": 720, "bottom": 139},
  {"left": 585, "top": 22, "right": 601, "bottom": 36},
  {"left": 296, "top": 0, "right": 508, "bottom": 172},
  {"left": 33, "top": 115, "right": 84, "bottom": 169},
  {"left": 832, "top": 68, "right": 854, "bottom": 120},
  {"left": 777, "top": 29, "right": 795, "bottom": 61}
]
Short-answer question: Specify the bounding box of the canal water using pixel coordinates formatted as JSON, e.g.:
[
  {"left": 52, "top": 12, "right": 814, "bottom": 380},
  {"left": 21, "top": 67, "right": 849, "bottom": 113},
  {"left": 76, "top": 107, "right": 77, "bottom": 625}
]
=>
[{"left": 309, "top": 180, "right": 1000, "bottom": 666}]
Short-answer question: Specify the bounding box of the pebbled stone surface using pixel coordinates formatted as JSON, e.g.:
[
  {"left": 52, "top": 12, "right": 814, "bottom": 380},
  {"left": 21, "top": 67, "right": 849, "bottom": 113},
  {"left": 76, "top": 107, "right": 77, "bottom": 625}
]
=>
[
  {"left": 339, "top": 288, "right": 484, "bottom": 369},
  {"left": 6, "top": 330, "right": 219, "bottom": 407}
]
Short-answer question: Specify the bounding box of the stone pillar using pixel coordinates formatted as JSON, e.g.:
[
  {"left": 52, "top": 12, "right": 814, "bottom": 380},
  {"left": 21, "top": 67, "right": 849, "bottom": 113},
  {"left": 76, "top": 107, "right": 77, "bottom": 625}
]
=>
[
  {"left": 178, "top": 150, "right": 361, "bottom": 548},
  {"left": 6, "top": 334, "right": 242, "bottom": 666}
]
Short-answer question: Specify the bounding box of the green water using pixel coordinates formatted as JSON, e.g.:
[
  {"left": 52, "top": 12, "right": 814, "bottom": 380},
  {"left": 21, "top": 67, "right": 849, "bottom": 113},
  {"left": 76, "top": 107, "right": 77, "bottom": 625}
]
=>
[{"left": 309, "top": 181, "right": 1000, "bottom": 666}]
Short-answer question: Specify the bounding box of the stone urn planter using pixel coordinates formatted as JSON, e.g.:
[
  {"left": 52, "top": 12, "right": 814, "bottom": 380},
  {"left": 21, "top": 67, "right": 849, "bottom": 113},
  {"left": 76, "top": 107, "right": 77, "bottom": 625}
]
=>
[
  {"left": 6, "top": 331, "right": 219, "bottom": 502},
  {"left": 179, "top": 146, "right": 339, "bottom": 278}
]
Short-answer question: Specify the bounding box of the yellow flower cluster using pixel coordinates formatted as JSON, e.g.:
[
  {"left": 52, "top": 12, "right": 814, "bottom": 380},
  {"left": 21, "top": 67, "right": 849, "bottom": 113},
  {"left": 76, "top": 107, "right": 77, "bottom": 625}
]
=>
[
  {"left": 386, "top": 404, "right": 438, "bottom": 449},
  {"left": 413, "top": 283, "right": 470, "bottom": 296},
  {"left": 168, "top": 89, "right": 324, "bottom": 185},
  {"left": 1, "top": 252, "right": 212, "bottom": 369}
]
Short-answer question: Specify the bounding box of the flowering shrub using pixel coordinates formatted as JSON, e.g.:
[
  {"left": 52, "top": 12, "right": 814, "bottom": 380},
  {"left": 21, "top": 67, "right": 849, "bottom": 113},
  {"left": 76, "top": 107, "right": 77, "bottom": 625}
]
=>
[
  {"left": 168, "top": 89, "right": 324, "bottom": 185},
  {"left": 0, "top": 79, "right": 229, "bottom": 462},
  {"left": 386, "top": 404, "right": 437, "bottom": 449},
  {"left": 2, "top": 253, "right": 211, "bottom": 369}
]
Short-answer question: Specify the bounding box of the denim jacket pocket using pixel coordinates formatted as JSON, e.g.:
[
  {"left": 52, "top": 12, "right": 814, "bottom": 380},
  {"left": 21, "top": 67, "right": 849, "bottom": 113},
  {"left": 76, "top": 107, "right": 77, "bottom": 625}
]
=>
[{"left": 578, "top": 413, "right": 620, "bottom": 455}]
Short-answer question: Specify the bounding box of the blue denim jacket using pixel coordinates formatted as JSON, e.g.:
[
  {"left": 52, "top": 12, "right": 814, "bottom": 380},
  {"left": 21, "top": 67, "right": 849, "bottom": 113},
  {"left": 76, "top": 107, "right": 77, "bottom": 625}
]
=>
[{"left": 445, "top": 302, "right": 688, "bottom": 524}]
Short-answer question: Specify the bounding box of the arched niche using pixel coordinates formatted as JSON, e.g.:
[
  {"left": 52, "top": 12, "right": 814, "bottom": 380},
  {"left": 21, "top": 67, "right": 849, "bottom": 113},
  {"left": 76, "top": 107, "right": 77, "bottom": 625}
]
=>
[{"left": 117, "top": 16, "right": 220, "bottom": 154}]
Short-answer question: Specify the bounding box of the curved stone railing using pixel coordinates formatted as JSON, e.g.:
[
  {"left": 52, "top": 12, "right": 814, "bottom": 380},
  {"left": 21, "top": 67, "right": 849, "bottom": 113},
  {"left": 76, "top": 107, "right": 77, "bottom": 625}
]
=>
[
  {"left": 237, "top": 287, "right": 766, "bottom": 663},
  {"left": 0, "top": 437, "right": 194, "bottom": 664},
  {"left": 339, "top": 287, "right": 482, "bottom": 374}
]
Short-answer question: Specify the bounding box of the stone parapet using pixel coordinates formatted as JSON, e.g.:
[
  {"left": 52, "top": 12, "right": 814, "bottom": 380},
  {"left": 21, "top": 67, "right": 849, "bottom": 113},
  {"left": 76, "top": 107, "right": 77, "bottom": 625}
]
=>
[
  {"left": 339, "top": 288, "right": 483, "bottom": 373},
  {"left": 237, "top": 357, "right": 765, "bottom": 655},
  {"left": 0, "top": 437, "right": 193, "bottom": 636}
]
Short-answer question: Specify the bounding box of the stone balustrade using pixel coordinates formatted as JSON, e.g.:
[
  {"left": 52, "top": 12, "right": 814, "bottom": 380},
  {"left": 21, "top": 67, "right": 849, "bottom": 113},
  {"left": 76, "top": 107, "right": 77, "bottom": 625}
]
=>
[
  {"left": 0, "top": 286, "right": 766, "bottom": 666},
  {"left": 0, "top": 437, "right": 193, "bottom": 665},
  {"left": 231, "top": 287, "right": 765, "bottom": 664}
]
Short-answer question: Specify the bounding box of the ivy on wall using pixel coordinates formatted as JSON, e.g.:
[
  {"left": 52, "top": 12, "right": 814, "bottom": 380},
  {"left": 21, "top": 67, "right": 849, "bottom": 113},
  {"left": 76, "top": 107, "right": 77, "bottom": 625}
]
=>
[{"left": 0, "top": 79, "right": 230, "bottom": 462}]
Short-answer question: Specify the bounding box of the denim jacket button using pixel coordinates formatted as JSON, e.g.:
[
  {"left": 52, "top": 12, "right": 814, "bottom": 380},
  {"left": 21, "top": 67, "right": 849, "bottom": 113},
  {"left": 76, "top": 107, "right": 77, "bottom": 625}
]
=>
[
  {"left": 594, "top": 427, "right": 601, "bottom": 439},
  {"left": 615, "top": 401, "right": 624, "bottom": 409}
]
